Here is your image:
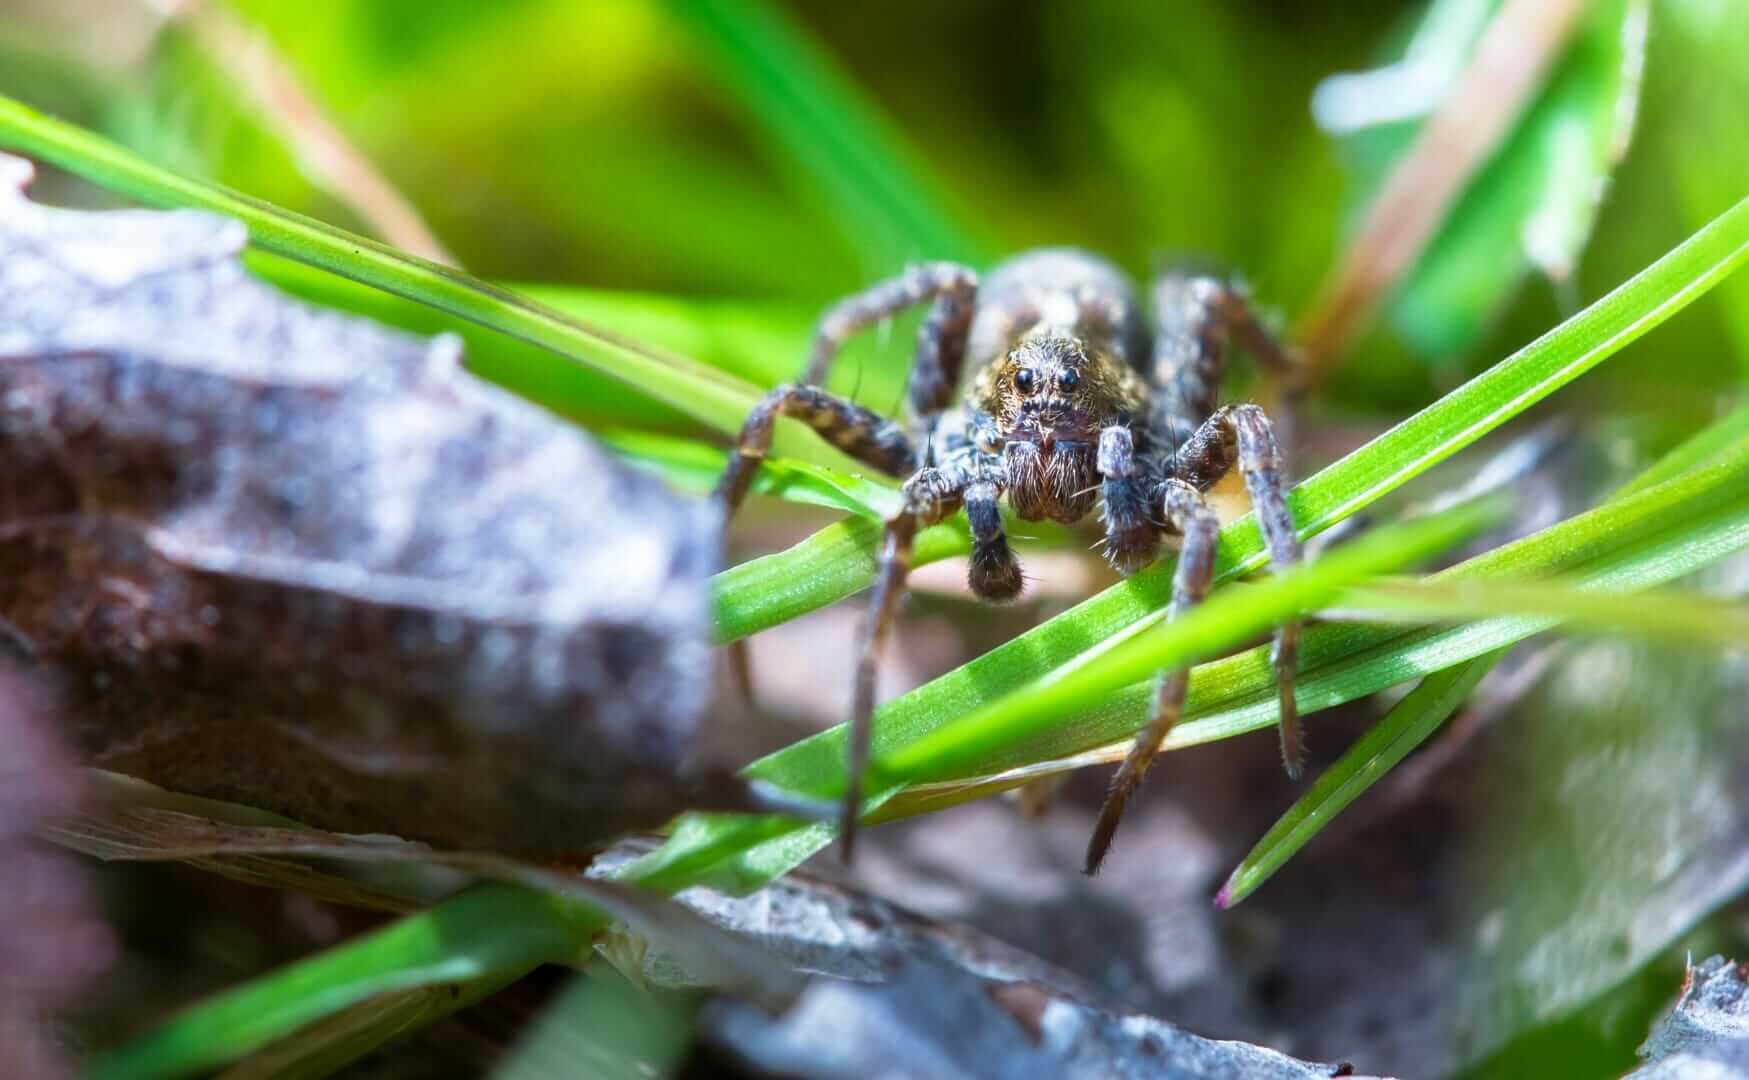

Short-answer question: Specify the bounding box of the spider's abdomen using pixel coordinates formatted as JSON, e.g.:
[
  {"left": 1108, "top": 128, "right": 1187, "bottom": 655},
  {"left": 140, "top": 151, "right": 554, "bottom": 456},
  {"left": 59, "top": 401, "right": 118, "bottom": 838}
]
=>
[{"left": 964, "top": 248, "right": 1148, "bottom": 375}]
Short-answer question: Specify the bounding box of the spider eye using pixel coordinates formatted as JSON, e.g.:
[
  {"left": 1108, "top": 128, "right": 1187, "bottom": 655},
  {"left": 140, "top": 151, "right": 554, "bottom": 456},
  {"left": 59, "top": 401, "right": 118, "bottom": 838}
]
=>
[
  {"left": 1057, "top": 369, "right": 1080, "bottom": 392},
  {"left": 1013, "top": 367, "right": 1036, "bottom": 394}
]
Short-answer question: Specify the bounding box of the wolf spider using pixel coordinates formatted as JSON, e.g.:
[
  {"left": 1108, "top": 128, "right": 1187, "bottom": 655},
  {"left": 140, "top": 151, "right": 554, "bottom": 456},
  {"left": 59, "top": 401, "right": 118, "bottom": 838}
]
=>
[{"left": 716, "top": 249, "right": 1304, "bottom": 874}]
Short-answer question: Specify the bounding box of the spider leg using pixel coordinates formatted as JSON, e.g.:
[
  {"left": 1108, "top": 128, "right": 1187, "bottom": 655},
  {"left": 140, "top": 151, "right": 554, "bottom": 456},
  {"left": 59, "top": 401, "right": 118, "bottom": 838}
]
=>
[
  {"left": 1085, "top": 479, "right": 1218, "bottom": 875},
  {"left": 719, "top": 265, "right": 975, "bottom": 740},
  {"left": 1096, "top": 424, "right": 1163, "bottom": 575},
  {"left": 1176, "top": 403, "right": 1304, "bottom": 778},
  {"left": 1152, "top": 268, "right": 1303, "bottom": 461},
  {"left": 802, "top": 262, "right": 979, "bottom": 450},
  {"left": 839, "top": 460, "right": 983, "bottom": 859},
  {"left": 714, "top": 384, "right": 917, "bottom": 519},
  {"left": 842, "top": 510, "right": 916, "bottom": 862},
  {"left": 713, "top": 385, "right": 919, "bottom": 713},
  {"left": 965, "top": 478, "right": 1022, "bottom": 600}
]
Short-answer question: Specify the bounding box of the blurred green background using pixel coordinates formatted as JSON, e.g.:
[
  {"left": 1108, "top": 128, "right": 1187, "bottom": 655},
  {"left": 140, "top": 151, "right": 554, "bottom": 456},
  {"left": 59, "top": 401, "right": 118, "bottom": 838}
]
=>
[{"left": 6, "top": 0, "right": 1745, "bottom": 426}]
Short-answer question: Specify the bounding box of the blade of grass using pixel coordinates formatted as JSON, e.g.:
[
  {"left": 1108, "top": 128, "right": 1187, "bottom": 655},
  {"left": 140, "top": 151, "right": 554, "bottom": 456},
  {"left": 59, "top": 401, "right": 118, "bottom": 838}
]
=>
[
  {"left": 601, "top": 429, "right": 901, "bottom": 518},
  {"left": 1215, "top": 652, "right": 1503, "bottom": 907},
  {"left": 1165, "top": 450, "right": 1749, "bottom": 753},
  {"left": 661, "top": 0, "right": 988, "bottom": 273},
  {"left": 89, "top": 883, "right": 591, "bottom": 1080},
  {"left": 872, "top": 496, "right": 1504, "bottom": 787},
  {"left": 1616, "top": 401, "right": 1749, "bottom": 497},
  {"left": 1215, "top": 399, "right": 1749, "bottom": 905},
  {"left": 1336, "top": 576, "right": 1749, "bottom": 645},
  {"left": 0, "top": 96, "right": 845, "bottom": 466},
  {"left": 213, "top": 973, "right": 523, "bottom": 1080}
]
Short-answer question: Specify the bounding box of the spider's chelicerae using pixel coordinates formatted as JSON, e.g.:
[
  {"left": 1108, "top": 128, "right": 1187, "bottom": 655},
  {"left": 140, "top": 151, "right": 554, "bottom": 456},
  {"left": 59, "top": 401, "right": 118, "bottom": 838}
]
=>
[{"left": 716, "top": 249, "right": 1304, "bottom": 874}]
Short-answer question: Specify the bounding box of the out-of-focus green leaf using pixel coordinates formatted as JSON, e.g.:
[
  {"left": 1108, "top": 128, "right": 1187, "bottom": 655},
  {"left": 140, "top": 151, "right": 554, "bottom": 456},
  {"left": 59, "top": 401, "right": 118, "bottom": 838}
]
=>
[
  {"left": 90, "top": 884, "right": 588, "bottom": 1080},
  {"left": 1337, "top": 575, "right": 1749, "bottom": 645},
  {"left": 1656, "top": 0, "right": 1749, "bottom": 370},
  {"left": 659, "top": 0, "right": 990, "bottom": 277},
  {"left": 1318, "top": 0, "right": 1647, "bottom": 356}
]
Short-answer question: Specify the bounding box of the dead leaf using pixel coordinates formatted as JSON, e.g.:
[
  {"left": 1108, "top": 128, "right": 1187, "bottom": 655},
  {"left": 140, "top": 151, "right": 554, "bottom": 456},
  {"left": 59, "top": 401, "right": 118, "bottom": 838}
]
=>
[{"left": 0, "top": 152, "right": 764, "bottom": 856}]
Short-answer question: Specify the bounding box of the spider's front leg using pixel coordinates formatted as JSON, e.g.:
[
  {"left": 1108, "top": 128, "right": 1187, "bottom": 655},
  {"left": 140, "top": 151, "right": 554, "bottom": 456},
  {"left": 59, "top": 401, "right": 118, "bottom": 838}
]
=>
[
  {"left": 716, "top": 265, "right": 975, "bottom": 706},
  {"left": 1085, "top": 479, "right": 1219, "bottom": 875},
  {"left": 1096, "top": 425, "right": 1162, "bottom": 575},
  {"left": 1174, "top": 402, "right": 1303, "bottom": 775},
  {"left": 840, "top": 458, "right": 1003, "bottom": 858},
  {"left": 718, "top": 261, "right": 980, "bottom": 527},
  {"left": 714, "top": 384, "right": 916, "bottom": 519},
  {"left": 804, "top": 262, "right": 979, "bottom": 448}
]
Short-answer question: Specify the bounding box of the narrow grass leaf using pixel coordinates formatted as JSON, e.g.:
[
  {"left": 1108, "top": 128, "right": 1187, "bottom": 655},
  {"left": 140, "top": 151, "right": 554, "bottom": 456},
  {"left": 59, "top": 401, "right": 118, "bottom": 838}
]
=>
[
  {"left": 601, "top": 429, "right": 902, "bottom": 518},
  {"left": 0, "top": 96, "right": 845, "bottom": 467},
  {"left": 1217, "top": 651, "right": 1504, "bottom": 907},
  {"left": 1337, "top": 576, "right": 1749, "bottom": 645},
  {"left": 875, "top": 497, "right": 1503, "bottom": 786},
  {"left": 660, "top": 0, "right": 988, "bottom": 273},
  {"left": 90, "top": 883, "right": 588, "bottom": 1080}
]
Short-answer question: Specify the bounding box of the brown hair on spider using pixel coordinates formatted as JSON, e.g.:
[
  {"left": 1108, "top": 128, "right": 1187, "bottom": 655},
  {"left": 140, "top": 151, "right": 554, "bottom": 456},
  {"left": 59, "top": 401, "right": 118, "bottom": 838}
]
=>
[{"left": 978, "top": 333, "right": 1146, "bottom": 523}]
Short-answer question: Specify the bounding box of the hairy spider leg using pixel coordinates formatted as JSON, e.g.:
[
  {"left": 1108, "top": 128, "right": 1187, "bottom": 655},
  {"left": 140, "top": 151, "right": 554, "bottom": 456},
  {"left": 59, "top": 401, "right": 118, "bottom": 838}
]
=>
[
  {"left": 840, "top": 457, "right": 983, "bottom": 860},
  {"left": 1086, "top": 479, "right": 1219, "bottom": 874},
  {"left": 1096, "top": 424, "right": 1164, "bottom": 575},
  {"left": 714, "top": 384, "right": 917, "bottom": 513},
  {"left": 1081, "top": 271, "right": 1307, "bottom": 874},
  {"left": 802, "top": 261, "right": 980, "bottom": 450},
  {"left": 1175, "top": 402, "right": 1303, "bottom": 774},
  {"left": 1153, "top": 269, "right": 1305, "bottom": 779},
  {"left": 1153, "top": 268, "right": 1304, "bottom": 467},
  {"left": 716, "top": 263, "right": 983, "bottom": 861},
  {"left": 712, "top": 382, "right": 915, "bottom": 723}
]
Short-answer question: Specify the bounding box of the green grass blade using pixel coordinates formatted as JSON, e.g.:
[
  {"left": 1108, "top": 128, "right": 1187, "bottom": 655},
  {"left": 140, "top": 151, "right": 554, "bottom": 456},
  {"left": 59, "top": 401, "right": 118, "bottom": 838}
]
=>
[
  {"left": 874, "top": 496, "right": 1504, "bottom": 786},
  {"left": 1217, "top": 651, "right": 1504, "bottom": 907},
  {"left": 1217, "top": 399, "right": 1749, "bottom": 905},
  {"left": 1337, "top": 576, "right": 1749, "bottom": 645},
  {"left": 0, "top": 95, "right": 847, "bottom": 467},
  {"left": 210, "top": 973, "right": 524, "bottom": 1080},
  {"left": 1165, "top": 444, "right": 1749, "bottom": 753},
  {"left": 90, "top": 884, "right": 592, "bottom": 1080},
  {"left": 1616, "top": 401, "right": 1749, "bottom": 498},
  {"left": 661, "top": 0, "right": 988, "bottom": 272},
  {"left": 713, "top": 516, "right": 970, "bottom": 644}
]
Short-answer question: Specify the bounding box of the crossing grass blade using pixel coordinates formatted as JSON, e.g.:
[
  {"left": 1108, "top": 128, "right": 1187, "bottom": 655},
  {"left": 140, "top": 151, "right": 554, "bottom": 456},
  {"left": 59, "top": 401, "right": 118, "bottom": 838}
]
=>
[
  {"left": 0, "top": 95, "right": 853, "bottom": 468},
  {"left": 1216, "top": 404, "right": 1749, "bottom": 905}
]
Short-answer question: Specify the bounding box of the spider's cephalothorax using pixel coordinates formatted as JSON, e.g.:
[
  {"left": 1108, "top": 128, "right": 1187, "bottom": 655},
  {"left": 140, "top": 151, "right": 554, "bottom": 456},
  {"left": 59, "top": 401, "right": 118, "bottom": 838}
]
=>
[{"left": 716, "top": 249, "right": 1305, "bottom": 874}]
